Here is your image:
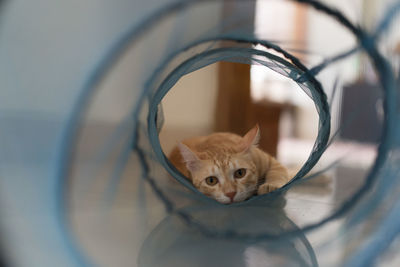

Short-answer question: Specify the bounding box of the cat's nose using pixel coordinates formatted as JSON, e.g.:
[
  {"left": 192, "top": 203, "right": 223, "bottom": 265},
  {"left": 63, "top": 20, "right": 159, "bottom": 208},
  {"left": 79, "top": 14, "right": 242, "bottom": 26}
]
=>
[{"left": 225, "top": 191, "right": 236, "bottom": 201}]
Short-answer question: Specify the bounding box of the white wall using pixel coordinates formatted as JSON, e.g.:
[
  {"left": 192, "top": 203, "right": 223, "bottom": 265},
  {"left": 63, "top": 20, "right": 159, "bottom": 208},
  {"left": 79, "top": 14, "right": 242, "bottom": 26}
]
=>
[
  {"left": 159, "top": 64, "right": 218, "bottom": 154},
  {"left": 162, "top": 64, "right": 218, "bottom": 131}
]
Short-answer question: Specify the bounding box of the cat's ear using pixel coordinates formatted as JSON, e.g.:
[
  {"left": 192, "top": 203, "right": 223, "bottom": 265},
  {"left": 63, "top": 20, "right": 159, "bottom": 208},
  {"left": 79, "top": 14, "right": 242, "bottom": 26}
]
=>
[
  {"left": 241, "top": 124, "right": 260, "bottom": 152},
  {"left": 178, "top": 143, "right": 202, "bottom": 172}
]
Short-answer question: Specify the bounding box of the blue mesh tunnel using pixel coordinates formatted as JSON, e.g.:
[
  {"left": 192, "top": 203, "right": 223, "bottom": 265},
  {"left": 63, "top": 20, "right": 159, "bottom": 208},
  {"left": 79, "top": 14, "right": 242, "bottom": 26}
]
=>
[{"left": 0, "top": 0, "right": 400, "bottom": 266}]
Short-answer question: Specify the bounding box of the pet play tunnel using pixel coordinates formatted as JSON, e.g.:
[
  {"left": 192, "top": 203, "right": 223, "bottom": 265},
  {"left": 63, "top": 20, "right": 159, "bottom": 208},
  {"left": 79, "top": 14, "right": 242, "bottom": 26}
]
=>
[{"left": 0, "top": 0, "right": 400, "bottom": 266}]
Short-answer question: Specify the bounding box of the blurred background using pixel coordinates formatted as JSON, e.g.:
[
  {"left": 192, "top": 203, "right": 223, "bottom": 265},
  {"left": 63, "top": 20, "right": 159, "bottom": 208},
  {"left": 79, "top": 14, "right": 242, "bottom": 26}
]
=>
[
  {"left": 160, "top": 0, "right": 394, "bottom": 158},
  {"left": 159, "top": 0, "right": 396, "bottom": 187}
]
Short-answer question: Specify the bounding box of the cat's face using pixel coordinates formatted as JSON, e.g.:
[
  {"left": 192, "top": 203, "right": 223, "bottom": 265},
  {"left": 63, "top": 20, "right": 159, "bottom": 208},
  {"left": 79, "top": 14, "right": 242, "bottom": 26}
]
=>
[
  {"left": 178, "top": 125, "right": 260, "bottom": 204},
  {"left": 188, "top": 153, "right": 258, "bottom": 204}
]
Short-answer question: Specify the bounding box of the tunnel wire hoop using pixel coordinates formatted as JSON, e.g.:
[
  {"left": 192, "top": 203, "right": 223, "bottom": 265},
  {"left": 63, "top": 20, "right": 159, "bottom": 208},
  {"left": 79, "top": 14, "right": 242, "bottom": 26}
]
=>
[{"left": 56, "top": 0, "right": 398, "bottom": 264}]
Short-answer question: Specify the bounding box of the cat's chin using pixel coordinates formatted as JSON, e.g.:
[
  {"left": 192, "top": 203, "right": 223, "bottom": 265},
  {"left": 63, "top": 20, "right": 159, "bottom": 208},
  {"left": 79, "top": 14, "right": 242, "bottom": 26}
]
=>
[
  {"left": 210, "top": 190, "right": 256, "bottom": 204},
  {"left": 214, "top": 197, "right": 232, "bottom": 204},
  {"left": 219, "top": 196, "right": 252, "bottom": 204},
  {"left": 218, "top": 199, "right": 232, "bottom": 205}
]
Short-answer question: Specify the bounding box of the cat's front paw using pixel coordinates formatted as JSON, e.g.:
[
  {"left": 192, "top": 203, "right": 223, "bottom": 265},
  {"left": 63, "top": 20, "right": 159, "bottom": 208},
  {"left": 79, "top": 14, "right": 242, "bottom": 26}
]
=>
[{"left": 257, "top": 182, "right": 282, "bottom": 195}]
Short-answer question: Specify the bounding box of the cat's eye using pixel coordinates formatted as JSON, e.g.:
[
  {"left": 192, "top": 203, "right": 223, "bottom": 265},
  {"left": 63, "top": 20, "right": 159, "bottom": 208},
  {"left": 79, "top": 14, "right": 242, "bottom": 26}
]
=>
[
  {"left": 205, "top": 176, "right": 218, "bottom": 186},
  {"left": 234, "top": 168, "right": 246, "bottom": 178}
]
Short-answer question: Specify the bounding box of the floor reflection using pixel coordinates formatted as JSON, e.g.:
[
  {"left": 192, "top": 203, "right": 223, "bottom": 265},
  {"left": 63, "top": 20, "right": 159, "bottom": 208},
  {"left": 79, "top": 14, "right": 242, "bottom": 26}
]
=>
[{"left": 138, "top": 197, "right": 318, "bottom": 267}]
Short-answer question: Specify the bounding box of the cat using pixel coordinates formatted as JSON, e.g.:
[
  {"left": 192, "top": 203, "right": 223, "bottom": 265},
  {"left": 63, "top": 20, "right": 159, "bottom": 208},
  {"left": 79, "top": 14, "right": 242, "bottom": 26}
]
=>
[{"left": 168, "top": 125, "right": 289, "bottom": 204}]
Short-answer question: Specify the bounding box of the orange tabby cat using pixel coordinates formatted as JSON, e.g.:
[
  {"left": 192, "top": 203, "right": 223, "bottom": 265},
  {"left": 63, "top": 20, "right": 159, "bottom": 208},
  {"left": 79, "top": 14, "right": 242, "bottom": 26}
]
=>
[{"left": 168, "top": 125, "right": 289, "bottom": 204}]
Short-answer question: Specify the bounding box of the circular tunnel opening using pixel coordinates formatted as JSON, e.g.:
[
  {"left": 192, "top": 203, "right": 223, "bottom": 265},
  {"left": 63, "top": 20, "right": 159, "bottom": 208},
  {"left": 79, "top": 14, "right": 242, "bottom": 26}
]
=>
[
  {"left": 146, "top": 39, "right": 330, "bottom": 206},
  {"left": 59, "top": 0, "right": 397, "bottom": 266}
]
